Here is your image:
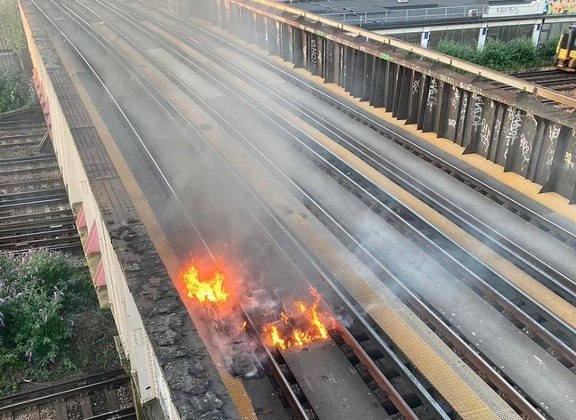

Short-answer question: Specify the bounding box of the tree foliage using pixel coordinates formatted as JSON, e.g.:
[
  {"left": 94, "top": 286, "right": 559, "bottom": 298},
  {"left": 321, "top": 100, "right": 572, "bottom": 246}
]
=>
[{"left": 437, "top": 37, "right": 559, "bottom": 72}]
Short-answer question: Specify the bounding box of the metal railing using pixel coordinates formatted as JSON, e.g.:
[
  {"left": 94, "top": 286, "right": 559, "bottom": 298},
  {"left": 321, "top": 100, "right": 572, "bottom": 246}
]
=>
[{"left": 321, "top": 5, "right": 490, "bottom": 26}]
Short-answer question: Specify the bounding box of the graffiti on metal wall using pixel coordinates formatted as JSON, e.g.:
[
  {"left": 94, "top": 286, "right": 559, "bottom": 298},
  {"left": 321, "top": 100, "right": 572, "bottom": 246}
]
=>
[{"left": 545, "top": 0, "right": 576, "bottom": 14}]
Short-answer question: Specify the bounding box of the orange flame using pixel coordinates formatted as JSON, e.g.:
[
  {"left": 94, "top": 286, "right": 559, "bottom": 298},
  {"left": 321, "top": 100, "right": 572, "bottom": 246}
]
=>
[
  {"left": 181, "top": 264, "right": 229, "bottom": 303},
  {"left": 262, "top": 288, "right": 329, "bottom": 350}
]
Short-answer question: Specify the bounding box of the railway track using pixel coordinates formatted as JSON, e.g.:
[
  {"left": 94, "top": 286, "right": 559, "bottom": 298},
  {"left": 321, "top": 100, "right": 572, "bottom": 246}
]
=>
[
  {"left": 0, "top": 115, "right": 81, "bottom": 253},
  {"left": 36, "top": 0, "right": 576, "bottom": 418},
  {"left": 107, "top": 1, "right": 576, "bottom": 354},
  {"left": 96, "top": 0, "right": 576, "bottom": 356},
  {"left": 36, "top": 1, "right": 454, "bottom": 417},
  {"left": 0, "top": 369, "right": 135, "bottom": 420},
  {"left": 122, "top": 1, "right": 576, "bottom": 307},
  {"left": 184, "top": 15, "right": 576, "bottom": 248},
  {"left": 512, "top": 69, "right": 576, "bottom": 92}
]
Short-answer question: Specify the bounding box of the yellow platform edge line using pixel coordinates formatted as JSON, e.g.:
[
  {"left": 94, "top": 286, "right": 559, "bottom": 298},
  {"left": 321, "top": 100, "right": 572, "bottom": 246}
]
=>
[
  {"left": 51, "top": 36, "right": 258, "bottom": 420},
  {"left": 290, "top": 112, "right": 576, "bottom": 327}
]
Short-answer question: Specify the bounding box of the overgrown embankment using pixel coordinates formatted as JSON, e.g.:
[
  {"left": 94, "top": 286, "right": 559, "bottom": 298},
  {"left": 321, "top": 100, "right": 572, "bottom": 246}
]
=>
[
  {"left": 0, "top": 251, "right": 120, "bottom": 395},
  {"left": 0, "top": 0, "right": 35, "bottom": 111}
]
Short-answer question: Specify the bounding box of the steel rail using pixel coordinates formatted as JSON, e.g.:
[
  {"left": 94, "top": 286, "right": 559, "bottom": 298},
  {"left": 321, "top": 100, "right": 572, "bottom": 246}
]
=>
[
  {"left": 2, "top": 180, "right": 65, "bottom": 193},
  {"left": 242, "top": 307, "right": 312, "bottom": 419},
  {"left": 0, "top": 196, "right": 69, "bottom": 209},
  {"left": 119, "top": 1, "right": 576, "bottom": 348},
  {"left": 0, "top": 369, "right": 127, "bottom": 406},
  {"left": 70, "top": 0, "right": 449, "bottom": 415},
  {"left": 31, "top": 0, "right": 368, "bottom": 420},
  {"left": 0, "top": 227, "right": 78, "bottom": 243},
  {"left": 84, "top": 406, "right": 137, "bottom": 420},
  {"left": 0, "top": 376, "right": 129, "bottom": 413},
  {"left": 0, "top": 164, "right": 60, "bottom": 176},
  {"left": 80, "top": 5, "right": 547, "bottom": 418},
  {"left": 8, "top": 242, "right": 82, "bottom": 253},
  {"left": 92, "top": 2, "right": 563, "bottom": 417},
  {"left": 0, "top": 209, "right": 72, "bottom": 224},
  {"left": 0, "top": 221, "right": 75, "bottom": 235},
  {"left": 0, "top": 156, "right": 57, "bottom": 165},
  {"left": 0, "top": 216, "right": 74, "bottom": 229},
  {"left": 0, "top": 133, "right": 44, "bottom": 140},
  {"left": 0, "top": 187, "right": 67, "bottom": 200},
  {"left": 336, "top": 324, "right": 418, "bottom": 420},
  {"left": 103, "top": 0, "right": 576, "bottom": 366},
  {"left": 238, "top": 0, "right": 576, "bottom": 109},
  {"left": 41, "top": 0, "right": 443, "bottom": 416},
  {"left": 124, "top": 1, "right": 576, "bottom": 290}
]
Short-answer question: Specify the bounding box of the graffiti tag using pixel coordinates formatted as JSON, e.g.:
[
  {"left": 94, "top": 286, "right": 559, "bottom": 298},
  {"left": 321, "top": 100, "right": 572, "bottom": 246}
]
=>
[
  {"left": 472, "top": 98, "right": 484, "bottom": 128},
  {"left": 480, "top": 119, "right": 491, "bottom": 154},
  {"left": 545, "top": 125, "right": 561, "bottom": 167},
  {"left": 504, "top": 110, "right": 523, "bottom": 160},
  {"left": 412, "top": 79, "right": 420, "bottom": 95},
  {"left": 565, "top": 152, "right": 575, "bottom": 170},
  {"left": 310, "top": 38, "right": 318, "bottom": 68},
  {"left": 426, "top": 78, "right": 438, "bottom": 110},
  {"left": 452, "top": 87, "right": 460, "bottom": 109},
  {"left": 519, "top": 133, "right": 531, "bottom": 171}
]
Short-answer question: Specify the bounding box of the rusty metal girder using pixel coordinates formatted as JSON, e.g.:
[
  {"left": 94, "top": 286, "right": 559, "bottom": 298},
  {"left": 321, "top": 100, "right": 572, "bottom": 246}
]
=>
[{"left": 216, "top": 0, "right": 576, "bottom": 202}]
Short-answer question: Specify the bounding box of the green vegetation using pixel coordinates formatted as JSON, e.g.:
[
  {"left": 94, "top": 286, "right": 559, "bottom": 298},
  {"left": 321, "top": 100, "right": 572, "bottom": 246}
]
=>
[
  {"left": 0, "top": 0, "right": 26, "bottom": 54},
  {"left": 0, "top": 0, "right": 35, "bottom": 112},
  {"left": 0, "top": 250, "right": 119, "bottom": 395},
  {"left": 436, "top": 37, "right": 559, "bottom": 72},
  {"left": 0, "top": 69, "right": 34, "bottom": 112}
]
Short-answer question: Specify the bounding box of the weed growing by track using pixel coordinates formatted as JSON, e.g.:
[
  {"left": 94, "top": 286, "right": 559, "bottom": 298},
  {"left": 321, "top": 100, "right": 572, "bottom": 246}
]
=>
[
  {"left": 437, "top": 37, "right": 559, "bottom": 71},
  {"left": 0, "top": 250, "right": 120, "bottom": 395},
  {"left": 0, "top": 0, "right": 26, "bottom": 54},
  {"left": 0, "top": 0, "right": 36, "bottom": 111},
  {"left": 0, "top": 70, "right": 35, "bottom": 112}
]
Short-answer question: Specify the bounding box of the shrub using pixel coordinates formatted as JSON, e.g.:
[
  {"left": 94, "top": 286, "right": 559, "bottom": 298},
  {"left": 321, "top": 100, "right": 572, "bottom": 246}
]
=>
[
  {"left": 0, "top": 70, "right": 35, "bottom": 112},
  {"left": 0, "top": 0, "right": 26, "bottom": 54},
  {"left": 538, "top": 36, "right": 560, "bottom": 63},
  {"left": 0, "top": 250, "right": 96, "bottom": 392},
  {"left": 506, "top": 38, "right": 538, "bottom": 69},
  {"left": 436, "top": 37, "right": 558, "bottom": 71},
  {"left": 436, "top": 39, "right": 478, "bottom": 62},
  {"left": 477, "top": 39, "right": 511, "bottom": 71}
]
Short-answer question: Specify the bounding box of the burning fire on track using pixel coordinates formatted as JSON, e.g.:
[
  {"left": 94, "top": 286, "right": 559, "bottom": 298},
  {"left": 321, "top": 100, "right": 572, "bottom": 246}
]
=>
[
  {"left": 262, "top": 288, "right": 330, "bottom": 351},
  {"left": 181, "top": 263, "right": 229, "bottom": 304}
]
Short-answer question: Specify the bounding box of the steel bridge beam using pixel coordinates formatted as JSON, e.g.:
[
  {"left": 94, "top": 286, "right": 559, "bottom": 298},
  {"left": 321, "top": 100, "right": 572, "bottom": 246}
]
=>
[{"left": 213, "top": 0, "right": 576, "bottom": 203}]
